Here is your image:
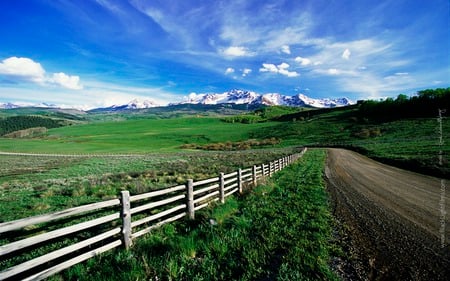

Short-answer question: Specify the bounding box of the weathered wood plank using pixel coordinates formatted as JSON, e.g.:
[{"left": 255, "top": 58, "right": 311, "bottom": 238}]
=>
[
  {"left": 21, "top": 240, "right": 122, "bottom": 281},
  {"left": 193, "top": 183, "right": 219, "bottom": 196},
  {"left": 130, "top": 194, "right": 185, "bottom": 215},
  {"left": 241, "top": 168, "right": 252, "bottom": 173},
  {"left": 131, "top": 213, "right": 186, "bottom": 239},
  {"left": 224, "top": 188, "right": 239, "bottom": 198},
  {"left": 130, "top": 185, "right": 185, "bottom": 202},
  {"left": 223, "top": 177, "right": 237, "bottom": 186},
  {"left": 223, "top": 183, "right": 238, "bottom": 193},
  {"left": 0, "top": 199, "right": 120, "bottom": 234},
  {"left": 223, "top": 171, "right": 238, "bottom": 179},
  {"left": 0, "top": 228, "right": 121, "bottom": 280},
  {"left": 192, "top": 177, "right": 219, "bottom": 187},
  {"left": 131, "top": 204, "right": 186, "bottom": 228},
  {"left": 194, "top": 202, "right": 209, "bottom": 211},
  {"left": 0, "top": 213, "right": 119, "bottom": 256},
  {"left": 193, "top": 190, "right": 219, "bottom": 204}
]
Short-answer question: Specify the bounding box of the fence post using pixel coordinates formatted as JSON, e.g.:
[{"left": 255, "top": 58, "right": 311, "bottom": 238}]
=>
[
  {"left": 186, "top": 179, "right": 195, "bottom": 220},
  {"left": 252, "top": 165, "right": 257, "bottom": 186},
  {"left": 120, "top": 191, "right": 132, "bottom": 249},
  {"left": 219, "top": 172, "right": 225, "bottom": 203},
  {"left": 238, "top": 168, "right": 243, "bottom": 194}
]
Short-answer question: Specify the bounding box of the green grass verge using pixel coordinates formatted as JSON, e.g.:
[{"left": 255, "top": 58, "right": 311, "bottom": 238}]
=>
[{"left": 53, "top": 149, "right": 338, "bottom": 281}]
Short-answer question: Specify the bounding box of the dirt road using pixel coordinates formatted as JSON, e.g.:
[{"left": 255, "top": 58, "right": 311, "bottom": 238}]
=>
[{"left": 325, "top": 148, "right": 449, "bottom": 280}]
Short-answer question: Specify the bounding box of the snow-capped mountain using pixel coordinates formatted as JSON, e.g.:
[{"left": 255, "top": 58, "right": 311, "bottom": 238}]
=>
[
  {"left": 182, "top": 89, "right": 260, "bottom": 105},
  {"left": 176, "top": 89, "right": 354, "bottom": 108},
  {"left": 0, "top": 102, "right": 58, "bottom": 109},
  {"left": 117, "top": 98, "right": 160, "bottom": 109},
  {"left": 0, "top": 102, "right": 20, "bottom": 109},
  {"left": 0, "top": 90, "right": 354, "bottom": 111},
  {"left": 94, "top": 99, "right": 161, "bottom": 111}
]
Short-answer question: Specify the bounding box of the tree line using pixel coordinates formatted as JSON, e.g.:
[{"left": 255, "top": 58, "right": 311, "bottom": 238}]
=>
[
  {"left": 358, "top": 88, "right": 450, "bottom": 121},
  {"left": 0, "top": 115, "right": 64, "bottom": 136}
]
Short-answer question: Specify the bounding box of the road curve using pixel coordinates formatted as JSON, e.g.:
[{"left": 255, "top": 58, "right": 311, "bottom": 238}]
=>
[{"left": 325, "top": 148, "right": 449, "bottom": 280}]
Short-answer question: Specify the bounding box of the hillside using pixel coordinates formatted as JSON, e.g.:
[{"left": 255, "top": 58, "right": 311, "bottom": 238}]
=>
[
  {"left": 250, "top": 88, "right": 450, "bottom": 177},
  {"left": 1, "top": 88, "right": 448, "bottom": 176}
]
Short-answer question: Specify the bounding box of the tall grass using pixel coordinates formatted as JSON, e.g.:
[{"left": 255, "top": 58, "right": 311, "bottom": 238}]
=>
[{"left": 53, "top": 149, "right": 338, "bottom": 280}]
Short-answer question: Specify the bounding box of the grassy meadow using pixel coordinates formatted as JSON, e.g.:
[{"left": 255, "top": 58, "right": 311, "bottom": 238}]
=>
[
  {"left": 0, "top": 117, "right": 276, "bottom": 153},
  {"left": 1, "top": 103, "right": 449, "bottom": 222},
  {"left": 0, "top": 99, "right": 449, "bottom": 280},
  {"left": 52, "top": 149, "right": 339, "bottom": 281}
]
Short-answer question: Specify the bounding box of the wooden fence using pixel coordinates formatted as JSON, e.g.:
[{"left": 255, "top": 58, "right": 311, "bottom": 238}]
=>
[{"left": 0, "top": 148, "right": 307, "bottom": 281}]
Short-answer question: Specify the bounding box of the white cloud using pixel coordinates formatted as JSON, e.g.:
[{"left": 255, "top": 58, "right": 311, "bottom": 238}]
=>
[
  {"left": 279, "top": 68, "right": 299, "bottom": 77},
  {"left": 295, "top": 56, "right": 312, "bottom": 66},
  {"left": 51, "top": 73, "right": 83, "bottom": 90},
  {"left": 342, "top": 48, "right": 351, "bottom": 60},
  {"left": 221, "top": 46, "right": 253, "bottom": 57},
  {"left": 260, "top": 63, "right": 278, "bottom": 73},
  {"left": 0, "top": 56, "right": 83, "bottom": 90},
  {"left": 242, "top": 68, "right": 252, "bottom": 77},
  {"left": 0, "top": 57, "right": 46, "bottom": 83},
  {"left": 259, "top": 62, "right": 299, "bottom": 77},
  {"left": 225, "top": 67, "right": 235, "bottom": 74},
  {"left": 278, "top": 62, "right": 290, "bottom": 69},
  {"left": 281, "top": 45, "right": 291, "bottom": 54},
  {"left": 328, "top": 68, "right": 339, "bottom": 75}
]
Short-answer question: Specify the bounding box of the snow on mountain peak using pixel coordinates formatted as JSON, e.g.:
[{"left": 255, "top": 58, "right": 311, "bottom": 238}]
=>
[
  {"left": 177, "top": 90, "right": 354, "bottom": 108},
  {"left": 0, "top": 90, "right": 354, "bottom": 111}
]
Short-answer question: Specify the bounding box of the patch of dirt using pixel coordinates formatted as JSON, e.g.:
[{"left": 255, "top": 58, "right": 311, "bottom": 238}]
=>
[{"left": 325, "top": 148, "right": 450, "bottom": 281}]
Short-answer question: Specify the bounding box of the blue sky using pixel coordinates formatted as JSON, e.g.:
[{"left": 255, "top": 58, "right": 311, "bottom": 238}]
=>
[{"left": 0, "top": 0, "right": 449, "bottom": 108}]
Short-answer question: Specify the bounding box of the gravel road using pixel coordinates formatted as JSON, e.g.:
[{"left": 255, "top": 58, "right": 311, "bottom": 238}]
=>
[{"left": 325, "top": 148, "right": 449, "bottom": 280}]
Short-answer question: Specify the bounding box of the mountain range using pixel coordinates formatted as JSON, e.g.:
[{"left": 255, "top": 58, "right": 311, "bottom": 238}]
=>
[
  {"left": 178, "top": 89, "right": 354, "bottom": 108},
  {"left": 0, "top": 89, "right": 354, "bottom": 111}
]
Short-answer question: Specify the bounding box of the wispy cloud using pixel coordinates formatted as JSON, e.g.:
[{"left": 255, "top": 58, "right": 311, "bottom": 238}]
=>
[
  {"left": 281, "top": 45, "right": 291, "bottom": 54},
  {"left": 221, "top": 46, "right": 254, "bottom": 57},
  {"left": 342, "top": 48, "right": 351, "bottom": 60}
]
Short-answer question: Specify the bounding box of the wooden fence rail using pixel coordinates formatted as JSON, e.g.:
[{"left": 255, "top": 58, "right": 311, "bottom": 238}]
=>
[{"left": 0, "top": 148, "right": 307, "bottom": 281}]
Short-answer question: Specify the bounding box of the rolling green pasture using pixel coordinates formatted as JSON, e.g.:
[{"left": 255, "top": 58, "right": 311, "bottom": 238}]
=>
[
  {"left": 253, "top": 109, "right": 450, "bottom": 177},
  {"left": 0, "top": 117, "right": 276, "bottom": 153},
  {"left": 53, "top": 149, "right": 339, "bottom": 281}
]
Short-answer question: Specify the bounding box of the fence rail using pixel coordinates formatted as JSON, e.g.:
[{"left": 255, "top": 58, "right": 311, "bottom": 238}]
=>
[{"left": 0, "top": 148, "right": 307, "bottom": 281}]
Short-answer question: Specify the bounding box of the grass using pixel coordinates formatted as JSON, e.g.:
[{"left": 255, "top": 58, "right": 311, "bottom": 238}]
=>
[
  {"left": 253, "top": 109, "right": 450, "bottom": 177},
  {"left": 49, "top": 149, "right": 338, "bottom": 281},
  {"left": 0, "top": 117, "right": 276, "bottom": 153},
  {"left": 1, "top": 106, "right": 448, "bottom": 176},
  {"left": 0, "top": 148, "right": 298, "bottom": 222}
]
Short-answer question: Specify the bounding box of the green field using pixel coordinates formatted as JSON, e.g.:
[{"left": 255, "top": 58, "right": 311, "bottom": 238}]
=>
[
  {"left": 1, "top": 96, "right": 449, "bottom": 280},
  {"left": 51, "top": 149, "right": 339, "bottom": 281},
  {"left": 1, "top": 103, "right": 449, "bottom": 222},
  {"left": 0, "top": 117, "right": 277, "bottom": 153}
]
